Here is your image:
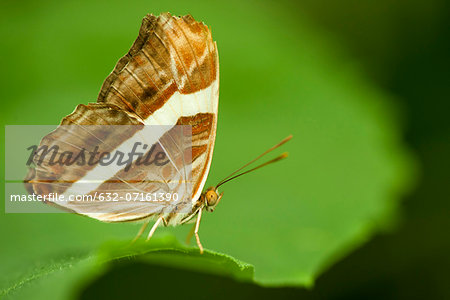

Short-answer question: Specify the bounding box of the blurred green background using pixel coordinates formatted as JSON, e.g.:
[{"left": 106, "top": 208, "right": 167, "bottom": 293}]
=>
[{"left": 0, "top": 0, "right": 449, "bottom": 299}]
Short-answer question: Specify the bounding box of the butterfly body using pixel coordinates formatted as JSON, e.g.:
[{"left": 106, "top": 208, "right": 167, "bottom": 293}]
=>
[{"left": 152, "top": 187, "right": 221, "bottom": 228}]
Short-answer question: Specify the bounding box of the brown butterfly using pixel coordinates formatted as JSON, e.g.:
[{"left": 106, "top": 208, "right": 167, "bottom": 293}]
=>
[{"left": 24, "top": 13, "right": 291, "bottom": 253}]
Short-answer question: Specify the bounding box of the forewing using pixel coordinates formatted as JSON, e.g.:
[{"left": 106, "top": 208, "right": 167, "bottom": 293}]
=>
[{"left": 97, "top": 13, "right": 219, "bottom": 204}]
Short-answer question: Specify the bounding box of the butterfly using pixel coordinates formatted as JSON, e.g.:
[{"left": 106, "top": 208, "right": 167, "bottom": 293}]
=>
[{"left": 24, "top": 13, "right": 291, "bottom": 253}]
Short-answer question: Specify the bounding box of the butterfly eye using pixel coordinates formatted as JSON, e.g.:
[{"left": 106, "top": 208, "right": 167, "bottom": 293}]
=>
[{"left": 205, "top": 190, "right": 218, "bottom": 206}]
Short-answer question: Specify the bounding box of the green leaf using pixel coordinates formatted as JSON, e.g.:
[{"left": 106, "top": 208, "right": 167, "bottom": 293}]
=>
[
  {"left": 0, "top": 236, "right": 254, "bottom": 300},
  {"left": 97, "top": 237, "right": 254, "bottom": 282}
]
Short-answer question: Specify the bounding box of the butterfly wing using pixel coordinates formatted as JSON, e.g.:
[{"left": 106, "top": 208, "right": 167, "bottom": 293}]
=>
[
  {"left": 98, "top": 13, "right": 219, "bottom": 207},
  {"left": 25, "top": 13, "right": 219, "bottom": 222}
]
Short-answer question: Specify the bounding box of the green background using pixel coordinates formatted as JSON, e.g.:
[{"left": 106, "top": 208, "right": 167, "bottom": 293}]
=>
[{"left": 1, "top": 0, "right": 449, "bottom": 299}]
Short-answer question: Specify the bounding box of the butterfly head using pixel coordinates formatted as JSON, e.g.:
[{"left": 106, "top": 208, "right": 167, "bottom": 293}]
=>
[{"left": 203, "top": 187, "right": 223, "bottom": 212}]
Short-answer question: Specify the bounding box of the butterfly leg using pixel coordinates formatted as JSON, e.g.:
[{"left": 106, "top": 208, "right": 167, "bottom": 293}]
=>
[
  {"left": 185, "top": 223, "right": 195, "bottom": 244},
  {"left": 195, "top": 209, "right": 204, "bottom": 254},
  {"left": 146, "top": 216, "right": 163, "bottom": 241},
  {"left": 132, "top": 219, "right": 150, "bottom": 243}
]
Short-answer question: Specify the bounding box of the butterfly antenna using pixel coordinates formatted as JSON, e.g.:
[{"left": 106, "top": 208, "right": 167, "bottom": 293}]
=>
[
  {"left": 215, "top": 135, "right": 292, "bottom": 188},
  {"left": 216, "top": 152, "right": 289, "bottom": 188}
]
